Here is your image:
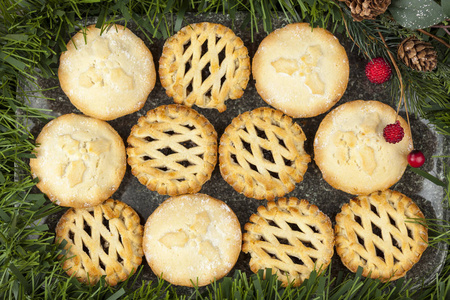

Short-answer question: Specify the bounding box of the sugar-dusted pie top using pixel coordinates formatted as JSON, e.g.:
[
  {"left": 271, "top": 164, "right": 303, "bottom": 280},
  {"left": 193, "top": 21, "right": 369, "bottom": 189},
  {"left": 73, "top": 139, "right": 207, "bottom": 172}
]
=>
[
  {"left": 314, "top": 100, "right": 413, "bottom": 195},
  {"left": 143, "top": 193, "right": 242, "bottom": 287},
  {"left": 252, "top": 22, "right": 349, "bottom": 118},
  {"left": 30, "top": 113, "right": 126, "bottom": 208},
  {"left": 335, "top": 190, "right": 428, "bottom": 281},
  {"left": 55, "top": 199, "right": 143, "bottom": 286},
  {"left": 58, "top": 24, "right": 156, "bottom": 120},
  {"left": 159, "top": 22, "right": 250, "bottom": 112},
  {"left": 127, "top": 104, "right": 217, "bottom": 196}
]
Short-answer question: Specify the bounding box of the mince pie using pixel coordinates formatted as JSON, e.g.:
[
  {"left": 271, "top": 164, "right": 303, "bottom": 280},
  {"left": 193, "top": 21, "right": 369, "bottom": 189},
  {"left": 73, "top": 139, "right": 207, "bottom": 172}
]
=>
[
  {"left": 143, "top": 193, "right": 242, "bottom": 287},
  {"left": 314, "top": 100, "right": 413, "bottom": 195},
  {"left": 335, "top": 190, "right": 428, "bottom": 281},
  {"left": 58, "top": 24, "right": 156, "bottom": 120},
  {"left": 127, "top": 104, "right": 217, "bottom": 195},
  {"left": 30, "top": 113, "right": 126, "bottom": 208},
  {"left": 159, "top": 22, "right": 250, "bottom": 112},
  {"left": 55, "top": 199, "right": 144, "bottom": 286},
  {"left": 219, "top": 107, "right": 310, "bottom": 200},
  {"left": 243, "top": 197, "right": 334, "bottom": 286},
  {"left": 252, "top": 23, "right": 349, "bottom": 118}
]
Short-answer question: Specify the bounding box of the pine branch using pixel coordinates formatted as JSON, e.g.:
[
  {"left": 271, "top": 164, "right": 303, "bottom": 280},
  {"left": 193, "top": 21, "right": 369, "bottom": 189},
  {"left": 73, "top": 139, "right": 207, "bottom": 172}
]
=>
[
  {"left": 337, "top": 7, "right": 450, "bottom": 135},
  {"left": 389, "top": 62, "right": 450, "bottom": 135}
]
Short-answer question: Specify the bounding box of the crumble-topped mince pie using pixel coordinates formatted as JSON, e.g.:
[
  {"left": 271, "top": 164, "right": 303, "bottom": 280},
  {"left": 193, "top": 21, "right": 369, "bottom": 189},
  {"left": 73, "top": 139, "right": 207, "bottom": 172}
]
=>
[
  {"left": 159, "top": 22, "right": 250, "bottom": 112},
  {"left": 143, "top": 193, "right": 242, "bottom": 287},
  {"left": 252, "top": 23, "right": 349, "bottom": 118},
  {"left": 55, "top": 199, "right": 144, "bottom": 286},
  {"left": 127, "top": 104, "right": 217, "bottom": 196},
  {"left": 335, "top": 190, "right": 428, "bottom": 281},
  {"left": 30, "top": 113, "right": 126, "bottom": 208},
  {"left": 243, "top": 197, "right": 335, "bottom": 286},
  {"left": 219, "top": 107, "right": 310, "bottom": 200},
  {"left": 314, "top": 100, "right": 413, "bottom": 195},
  {"left": 58, "top": 24, "right": 156, "bottom": 120}
]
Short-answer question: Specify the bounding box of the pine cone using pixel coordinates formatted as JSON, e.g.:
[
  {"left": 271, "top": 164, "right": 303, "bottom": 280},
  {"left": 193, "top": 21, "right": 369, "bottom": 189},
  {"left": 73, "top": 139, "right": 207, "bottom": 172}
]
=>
[
  {"left": 339, "top": 0, "right": 391, "bottom": 21},
  {"left": 397, "top": 37, "right": 437, "bottom": 72}
]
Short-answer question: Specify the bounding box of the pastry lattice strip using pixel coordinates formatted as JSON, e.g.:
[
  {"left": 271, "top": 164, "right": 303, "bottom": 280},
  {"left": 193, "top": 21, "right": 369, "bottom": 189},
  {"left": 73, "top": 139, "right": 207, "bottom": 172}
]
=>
[
  {"left": 131, "top": 121, "right": 208, "bottom": 175},
  {"left": 229, "top": 116, "right": 301, "bottom": 180},
  {"left": 335, "top": 190, "right": 428, "bottom": 281},
  {"left": 243, "top": 198, "right": 334, "bottom": 286},
  {"left": 56, "top": 200, "right": 143, "bottom": 286},
  {"left": 160, "top": 22, "right": 250, "bottom": 112},
  {"left": 179, "top": 26, "right": 233, "bottom": 105}
]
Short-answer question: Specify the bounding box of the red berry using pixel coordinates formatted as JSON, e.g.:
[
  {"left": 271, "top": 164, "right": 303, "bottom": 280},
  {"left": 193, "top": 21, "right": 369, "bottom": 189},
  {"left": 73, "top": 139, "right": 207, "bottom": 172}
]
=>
[
  {"left": 383, "top": 121, "right": 404, "bottom": 144},
  {"left": 365, "top": 57, "right": 392, "bottom": 84},
  {"left": 408, "top": 150, "right": 425, "bottom": 168}
]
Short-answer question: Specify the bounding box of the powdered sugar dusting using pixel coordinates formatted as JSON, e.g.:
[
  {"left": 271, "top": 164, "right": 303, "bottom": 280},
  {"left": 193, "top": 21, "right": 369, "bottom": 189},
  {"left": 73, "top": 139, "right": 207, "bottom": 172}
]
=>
[
  {"left": 253, "top": 23, "right": 349, "bottom": 118},
  {"left": 142, "top": 194, "right": 241, "bottom": 286},
  {"left": 58, "top": 24, "right": 156, "bottom": 120},
  {"left": 30, "top": 114, "right": 125, "bottom": 207},
  {"left": 314, "top": 100, "right": 413, "bottom": 194}
]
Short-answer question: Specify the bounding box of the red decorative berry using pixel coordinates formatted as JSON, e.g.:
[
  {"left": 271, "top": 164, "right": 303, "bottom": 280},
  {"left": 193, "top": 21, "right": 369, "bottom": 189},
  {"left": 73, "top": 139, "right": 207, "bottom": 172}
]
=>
[
  {"left": 408, "top": 150, "right": 425, "bottom": 168},
  {"left": 383, "top": 121, "right": 404, "bottom": 144},
  {"left": 365, "top": 57, "right": 392, "bottom": 84}
]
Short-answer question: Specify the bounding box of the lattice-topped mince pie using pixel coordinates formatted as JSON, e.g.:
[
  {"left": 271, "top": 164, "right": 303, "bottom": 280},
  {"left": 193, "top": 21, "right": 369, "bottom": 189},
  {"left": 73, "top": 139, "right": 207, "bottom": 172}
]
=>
[
  {"left": 219, "top": 107, "right": 311, "bottom": 200},
  {"left": 159, "top": 22, "right": 250, "bottom": 112},
  {"left": 243, "top": 197, "right": 335, "bottom": 287},
  {"left": 127, "top": 104, "right": 217, "bottom": 196},
  {"left": 335, "top": 190, "right": 428, "bottom": 281},
  {"left": 55, "top": 199, "right": 144, "bottom": 286}
]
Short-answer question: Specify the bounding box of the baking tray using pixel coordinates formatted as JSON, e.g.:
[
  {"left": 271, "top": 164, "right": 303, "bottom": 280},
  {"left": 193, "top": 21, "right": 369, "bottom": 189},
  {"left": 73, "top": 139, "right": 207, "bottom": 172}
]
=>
[{"left": 22, "top": 14, "right": 449, "bottom": 294}]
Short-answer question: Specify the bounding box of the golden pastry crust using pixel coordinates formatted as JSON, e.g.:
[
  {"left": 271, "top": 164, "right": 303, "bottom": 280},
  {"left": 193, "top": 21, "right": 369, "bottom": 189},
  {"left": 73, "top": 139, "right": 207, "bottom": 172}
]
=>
[
  {"left": 252, "top": 23, "right": 349, "bottom": 118},
  {"left": 58, "top": 24, "right": 156, "bottom": 120},
  {"left": 314, "top": 100, "right": 413, "bottom": 195},
  {"left": 142, "top": 193, "right": 242, "bottom": 287},
  {"left": 127, "top": 104, "right": 217, "bottom": 196},
  {"left": 243, "top": 197, "right": 335, "bottom": 287},
  {"left": 159, "top": 22, "right": 250, "bottom": 112},
  {"left": 335, "top": 190, "right": 428, "bottom": 281},
  {"left": 219, "top": 107, "right": 310, "bottom": 200},
  {"left": 55, "top": 199, "right": 144, "bottom": 286},
  {"left": 30, "top": 114, "right": 126, "bottom": 208}
]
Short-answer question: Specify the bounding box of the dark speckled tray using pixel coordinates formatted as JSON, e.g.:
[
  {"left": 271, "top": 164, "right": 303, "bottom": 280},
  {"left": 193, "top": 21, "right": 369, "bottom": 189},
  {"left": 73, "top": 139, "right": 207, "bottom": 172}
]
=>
[{"left": 23, "top": 14, "right": 449, "bottom": 294}]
